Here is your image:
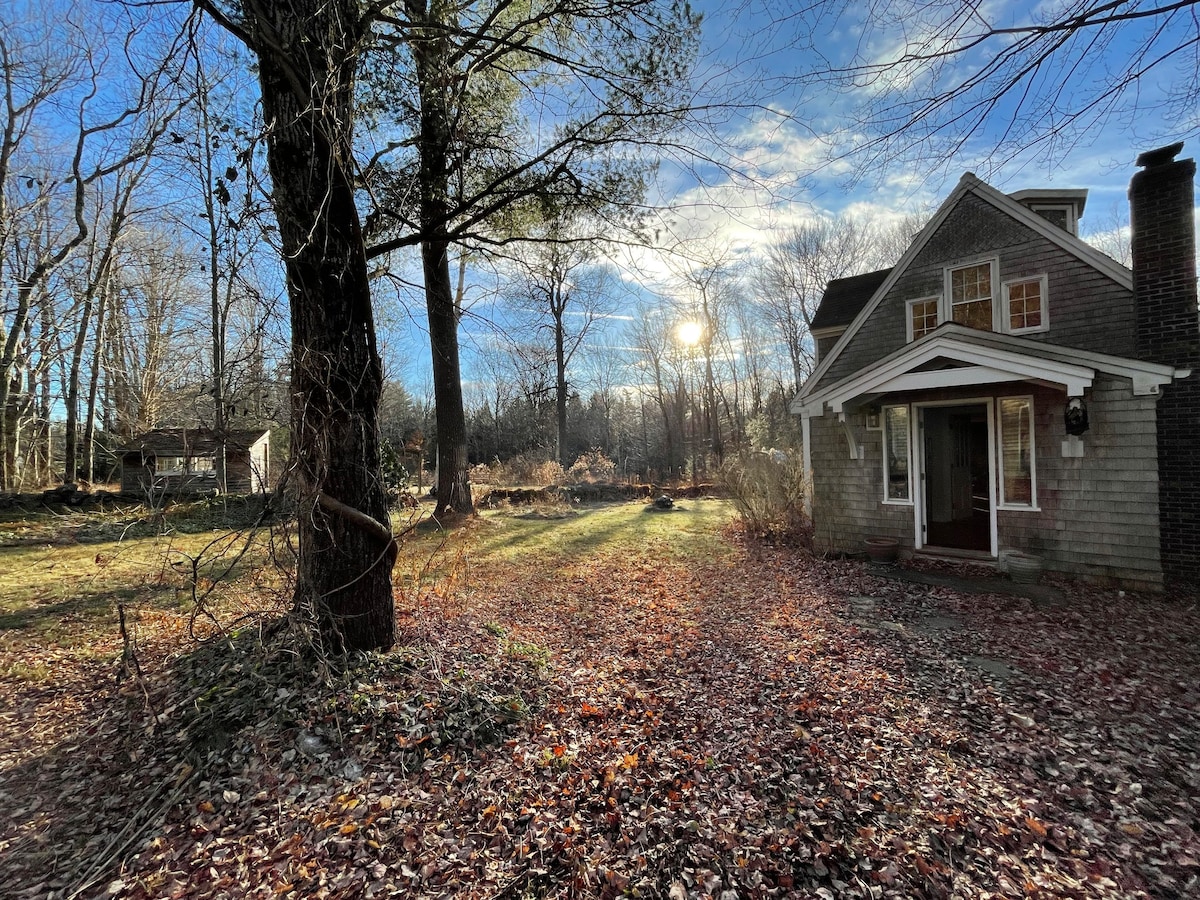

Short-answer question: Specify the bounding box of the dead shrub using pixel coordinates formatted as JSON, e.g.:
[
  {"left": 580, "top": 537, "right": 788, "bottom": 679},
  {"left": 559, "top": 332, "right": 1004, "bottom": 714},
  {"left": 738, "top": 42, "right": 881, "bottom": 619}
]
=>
[
  {"left": 470, "top": 454, "right": 565, "bottom": 487},
  {"left": 721, "top": 450, "right": 811, "bottom": 546},
  {"left": 567, "top": 449, "right": 617, "bottom": 484}
]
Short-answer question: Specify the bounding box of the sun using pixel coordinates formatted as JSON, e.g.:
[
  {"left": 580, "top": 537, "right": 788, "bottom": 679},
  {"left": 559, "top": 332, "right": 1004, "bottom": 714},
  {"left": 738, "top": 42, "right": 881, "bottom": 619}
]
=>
[{"left": 675, "top": 320, "right": 703, "bottom": 346}]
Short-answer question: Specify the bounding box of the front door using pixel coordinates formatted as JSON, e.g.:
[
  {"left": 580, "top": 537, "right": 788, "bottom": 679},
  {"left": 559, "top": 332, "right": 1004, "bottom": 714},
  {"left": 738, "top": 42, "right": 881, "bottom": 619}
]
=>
[{"left": 921, "top": 404, "right": 991, "bottom": 552}]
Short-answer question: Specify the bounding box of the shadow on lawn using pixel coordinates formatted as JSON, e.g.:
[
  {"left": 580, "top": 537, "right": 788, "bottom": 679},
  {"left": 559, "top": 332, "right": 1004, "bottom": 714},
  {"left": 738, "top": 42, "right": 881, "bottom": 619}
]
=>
[
  {"left": 0, "top": 586, "right": 151, "bottom": 633},
  {"left": 0, "top": 535, "right": 275, "bottom": 641},
  {"left": 471, "top": 501, "right": 720, "bottom": 565}
]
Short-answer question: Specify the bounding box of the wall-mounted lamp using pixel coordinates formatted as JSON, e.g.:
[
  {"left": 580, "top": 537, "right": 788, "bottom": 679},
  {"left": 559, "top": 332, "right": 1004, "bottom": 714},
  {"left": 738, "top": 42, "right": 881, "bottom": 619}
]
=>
[{"left": 1065, "top": 397, "right": 1089, "bottom": 436}]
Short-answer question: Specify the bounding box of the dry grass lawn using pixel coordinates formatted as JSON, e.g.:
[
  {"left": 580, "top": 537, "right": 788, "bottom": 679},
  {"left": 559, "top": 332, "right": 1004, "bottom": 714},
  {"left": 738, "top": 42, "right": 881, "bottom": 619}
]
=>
[{"left": 1, "top": 498, "right": 1199, "bottom": 899}]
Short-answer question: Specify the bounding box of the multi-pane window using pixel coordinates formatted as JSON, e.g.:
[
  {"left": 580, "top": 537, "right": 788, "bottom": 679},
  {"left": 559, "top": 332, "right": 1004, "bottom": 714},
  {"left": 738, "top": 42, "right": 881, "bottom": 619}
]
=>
[
  {"left": 999, "top": 397, "right": 1035, "bottom": 507},
  {"left": 883, "top": 405, "right": 911, "bottom": 502},
  {"left": 949, "top": 262, "right": 995, "bottom": 330},
  {"left": 1005, "top": 276, "right": 1047, "bottom": 333},
  {"left": 908, "top": 297, "right": 939, "bottom": 341}
]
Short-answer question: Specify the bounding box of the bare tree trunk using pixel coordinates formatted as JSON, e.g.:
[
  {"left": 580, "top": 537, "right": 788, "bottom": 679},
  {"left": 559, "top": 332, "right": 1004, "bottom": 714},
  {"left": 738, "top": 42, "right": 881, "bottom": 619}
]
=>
[
  {"left": 242, "top": 0, "right": 395, "bottom": 652},
  {"left": 0, "top": 281, "right": 32, "bottom": 489},
  {"left": 64, "top": 286, "right": 93, "bottom": 484},
  {"left": 82, "top": 281, "right": 109, "bottom": 483},
  {"left": 554, "top": 296, "right": 568, "bottom": 469},
  {"left": 424, "top": 239, "right": 472, "bottom": 516},
  {"left": 412, "top": 2, "right": 472, "bottom": 517}
]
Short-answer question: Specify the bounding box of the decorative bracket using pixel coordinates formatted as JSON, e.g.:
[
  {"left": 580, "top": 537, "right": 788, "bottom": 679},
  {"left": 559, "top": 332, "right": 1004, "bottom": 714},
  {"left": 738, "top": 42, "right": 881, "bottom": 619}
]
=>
[{"left": 837, "top": 412, "right": 865, "bottom": 461}]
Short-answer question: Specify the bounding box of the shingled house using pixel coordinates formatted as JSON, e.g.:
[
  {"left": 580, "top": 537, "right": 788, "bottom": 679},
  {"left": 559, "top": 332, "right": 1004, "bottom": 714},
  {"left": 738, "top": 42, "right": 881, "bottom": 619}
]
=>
[
  {"left": 792, "top": 144, "right": 1199, "bottom": 590},
  {"left": 117, "top": 428, "right": 271, "bottom": 496}
]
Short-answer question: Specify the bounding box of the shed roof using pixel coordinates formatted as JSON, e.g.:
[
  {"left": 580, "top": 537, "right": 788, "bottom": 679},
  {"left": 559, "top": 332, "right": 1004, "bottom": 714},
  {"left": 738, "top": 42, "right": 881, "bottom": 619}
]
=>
[
  {"left": 117, "top": 428, "right": 269, "bottom": 456},
  {"left": 810, "top": 268, "right": 892, "bottom": 331}
]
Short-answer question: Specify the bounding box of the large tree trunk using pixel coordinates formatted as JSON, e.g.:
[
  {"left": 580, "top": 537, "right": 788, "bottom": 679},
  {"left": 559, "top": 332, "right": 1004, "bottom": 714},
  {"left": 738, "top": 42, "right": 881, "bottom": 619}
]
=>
[
  {"left": 245, "top": 0, "right": 395, "bottom": 652},
  {"left": 413, "top": 1, "right": 473, "bottom": 517},
  {"left": 424, "top": 239, "right": 473, "bottom": 516}
]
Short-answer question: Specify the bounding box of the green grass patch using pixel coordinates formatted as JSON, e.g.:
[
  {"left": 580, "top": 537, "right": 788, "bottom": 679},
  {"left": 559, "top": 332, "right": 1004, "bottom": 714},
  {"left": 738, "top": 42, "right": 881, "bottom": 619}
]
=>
[
  {"left": 466, "top": 498, "right": 735, "bottom": 567},
  {"left": 0, "top": 513, "right": 278, "bottom": 646}
]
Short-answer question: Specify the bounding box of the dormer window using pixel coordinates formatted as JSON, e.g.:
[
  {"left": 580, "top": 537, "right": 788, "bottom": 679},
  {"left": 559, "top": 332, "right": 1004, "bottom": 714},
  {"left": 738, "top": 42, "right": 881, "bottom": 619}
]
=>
[
  {"left": 1008, "top": 188, "right": 1088, "bottom": 237},
  {"left": 1031, "top": 205, "right": 1071, "bottom": 231},
  {"left": 1004, "top": 275, "right": 1049, "bottom": 333}
]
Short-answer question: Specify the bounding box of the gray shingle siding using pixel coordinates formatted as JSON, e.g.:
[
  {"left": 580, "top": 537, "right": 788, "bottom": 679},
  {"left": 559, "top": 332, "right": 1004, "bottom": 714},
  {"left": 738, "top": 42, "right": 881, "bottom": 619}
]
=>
[
  {"left": 995, "top": 379, "right": 1161, "bottom": 590},
  {"left": 808, "top": 377, "right": 1162, "bottom": 590},
  {"left": 814, "top": 193, "right": 1136, "bottom": 392}
]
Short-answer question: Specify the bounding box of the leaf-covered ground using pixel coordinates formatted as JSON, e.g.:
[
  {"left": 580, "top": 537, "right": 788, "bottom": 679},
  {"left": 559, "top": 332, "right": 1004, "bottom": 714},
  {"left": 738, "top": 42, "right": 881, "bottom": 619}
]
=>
[{"left": 2, "top": 500, "right": 1199, "bottom": 898}]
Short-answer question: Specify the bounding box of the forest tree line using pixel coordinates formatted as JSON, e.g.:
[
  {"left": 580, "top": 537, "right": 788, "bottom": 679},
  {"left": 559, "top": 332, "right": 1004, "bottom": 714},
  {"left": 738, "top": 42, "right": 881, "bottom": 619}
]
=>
[{"left": 1, "top": 1, "right": 1141, "bottom": 497}]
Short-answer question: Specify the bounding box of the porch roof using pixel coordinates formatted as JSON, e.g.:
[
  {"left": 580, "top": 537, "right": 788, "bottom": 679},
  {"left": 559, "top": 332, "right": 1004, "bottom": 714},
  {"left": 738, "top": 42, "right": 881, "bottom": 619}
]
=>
[{"left": 792, "top": 324, "right": 1187, "bottom": 417}]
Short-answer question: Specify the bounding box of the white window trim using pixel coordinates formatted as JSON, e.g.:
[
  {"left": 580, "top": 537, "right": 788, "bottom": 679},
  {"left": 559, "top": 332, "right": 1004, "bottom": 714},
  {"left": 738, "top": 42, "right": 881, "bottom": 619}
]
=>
[
  {"left": 997, "top": 394, "right": 1040, "bottom": 511},
  {"left": 881, "top": 403, "right": 914, "bottom": 506},
  {"left": 905, "top": 296, "right": 941, "bottom": 343},
  {"left": 943, "top": 257, "right": 1001, "bottom": 332},
  {"left": 1002, "top": 274, "right": 1049, "bottom": 335}
]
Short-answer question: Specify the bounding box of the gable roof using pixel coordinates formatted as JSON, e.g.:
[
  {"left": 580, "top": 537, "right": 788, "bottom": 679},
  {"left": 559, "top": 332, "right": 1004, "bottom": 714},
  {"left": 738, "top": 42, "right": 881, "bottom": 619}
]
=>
[
  {"left": 796, "top": 173, "right": 1134, "bottom": 401},
  {"left": 117, "top": 428, "right": 269, "bottom": 456},
  {"left": 810, "top": 268, "right": 892, "bottom": 331},
  {"left": 792, "top": 324, "right": 1188, "bottom": 416}
]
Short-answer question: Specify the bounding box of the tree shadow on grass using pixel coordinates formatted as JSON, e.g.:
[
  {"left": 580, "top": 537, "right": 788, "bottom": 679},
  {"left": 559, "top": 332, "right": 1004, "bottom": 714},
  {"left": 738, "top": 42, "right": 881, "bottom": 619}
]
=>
[{"left": 0, "top": 588, "right": 148, "bottom": 634}]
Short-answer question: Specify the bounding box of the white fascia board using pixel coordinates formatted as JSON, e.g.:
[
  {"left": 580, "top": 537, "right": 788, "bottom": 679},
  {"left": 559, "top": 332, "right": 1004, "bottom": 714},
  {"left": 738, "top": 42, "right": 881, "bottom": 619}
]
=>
[
  {"left": 810, "top": 326, "right": 845, "bottom": 340},
  {"left": 795, "top": 175, "right": 977, "bottom": 401},
  {"left": 812, "top": 330, "right": 1098, "bottom": 414},
  {"left": 797, "top": 173, "right": 1135, "bottom": 404},
  {"left": 944, "top": 325, "right": 1183, "bottom": 389},
  {"left": 884, "top": 365, "right": 1067, "bottom": 393}
]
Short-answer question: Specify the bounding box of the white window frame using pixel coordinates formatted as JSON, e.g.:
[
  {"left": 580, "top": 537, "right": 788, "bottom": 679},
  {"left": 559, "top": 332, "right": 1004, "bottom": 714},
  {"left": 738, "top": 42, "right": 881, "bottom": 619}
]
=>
[
  {"left": 906, "top": 296, "right": 941, "bottom": 343},
  {"left": 1002, "top": 274, "right": 1049, "bottom": 335},
  {"left": 943, "top": 258, "right": 1000, "bottom": 332},
  {"left": 881, "top": 403, "right": 914, "bottom": 506},
  {"left": 997, "top": 395, "right": 1039, "bottom": 510}
]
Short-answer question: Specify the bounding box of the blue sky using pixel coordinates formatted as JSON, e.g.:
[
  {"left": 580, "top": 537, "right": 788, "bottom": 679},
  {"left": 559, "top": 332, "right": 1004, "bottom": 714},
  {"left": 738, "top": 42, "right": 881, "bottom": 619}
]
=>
[
  {"left": 410, "top": 0, "right": 1200, "bottom": 397},
  {"left": 635, "top": 0, "right": 1198, "bottom": 258},
  {"left": 14, "top": 0, "right": 1195, "bottom": 398}
]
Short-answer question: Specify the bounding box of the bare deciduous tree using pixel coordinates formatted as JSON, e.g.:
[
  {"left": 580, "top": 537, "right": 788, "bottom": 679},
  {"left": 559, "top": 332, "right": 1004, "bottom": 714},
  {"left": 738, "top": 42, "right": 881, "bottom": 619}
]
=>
[
  {"left": 755, "top": 215, "right": 915, "bottom": 389},
  {"left": 501, "top": 216, "right": 616, "bottom": 468},
  {"left": 0, "top": 3, "right": 184, "bottom": 489},
  {"left": 776, "top": 0, "right": 1200, "bottom": 177}
]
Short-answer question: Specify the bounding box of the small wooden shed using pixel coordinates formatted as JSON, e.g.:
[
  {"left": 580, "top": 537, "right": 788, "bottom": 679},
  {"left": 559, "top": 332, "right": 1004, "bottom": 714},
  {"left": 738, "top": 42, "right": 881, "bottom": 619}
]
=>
[{"left": 117, "top": 428, "right": 270, "bottom": 495}]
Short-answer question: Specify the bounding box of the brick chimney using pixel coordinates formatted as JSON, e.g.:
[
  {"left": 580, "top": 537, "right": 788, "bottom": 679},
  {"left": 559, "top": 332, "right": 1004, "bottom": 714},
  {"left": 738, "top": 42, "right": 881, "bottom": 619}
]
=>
[{"left": 1129, "top": 142, "right": 1200, "bottom": 586}]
